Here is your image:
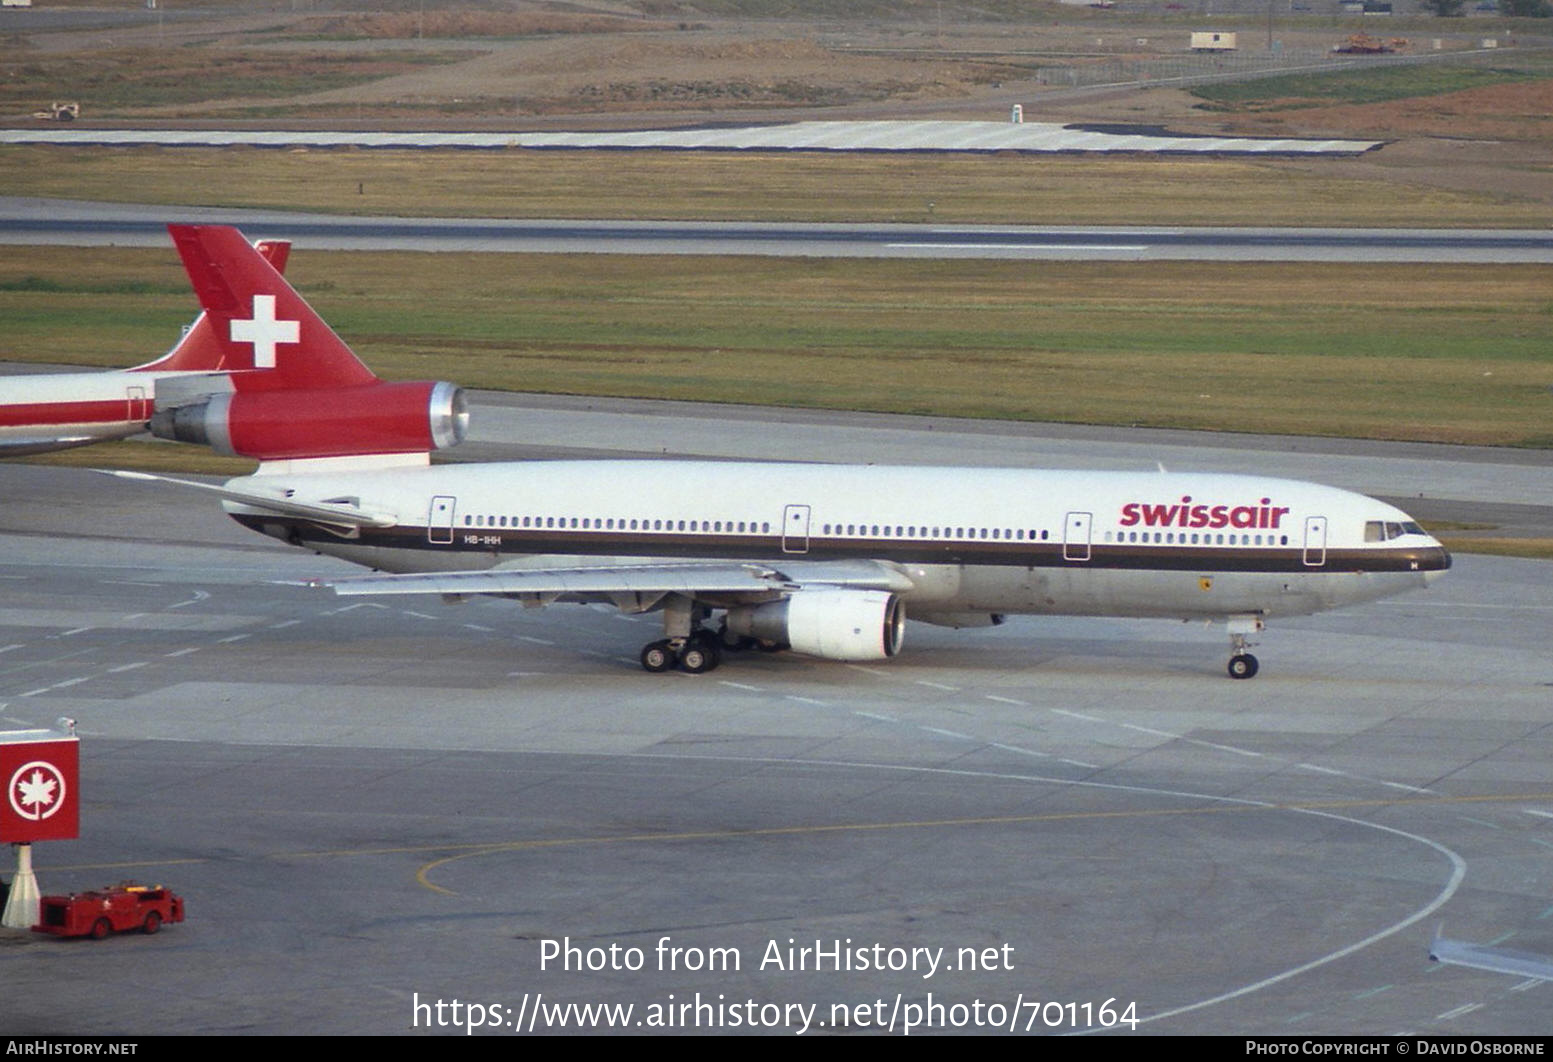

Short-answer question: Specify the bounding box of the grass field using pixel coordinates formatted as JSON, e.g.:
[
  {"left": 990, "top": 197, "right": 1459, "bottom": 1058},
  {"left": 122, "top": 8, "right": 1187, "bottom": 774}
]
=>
[
  {"left": 1, "top": 146, "right": 1540, "bottom": 227},
  {"left": 3, "top": 246, "right": 1548, "bottom": 448}
]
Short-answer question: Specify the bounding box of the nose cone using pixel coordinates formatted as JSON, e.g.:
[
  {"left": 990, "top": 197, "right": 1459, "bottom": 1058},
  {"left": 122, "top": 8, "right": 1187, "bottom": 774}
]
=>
[{"left": 1411, "top": 537, "right": 1451, "bottom": 583}]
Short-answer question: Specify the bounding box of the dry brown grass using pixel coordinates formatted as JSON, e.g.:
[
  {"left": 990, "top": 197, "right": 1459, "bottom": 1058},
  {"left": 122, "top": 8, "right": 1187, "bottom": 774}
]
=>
[
  {"left": 0, "top": 145, "right": 1538, "bottom": 227},
  {"left": 3, "top": 247, "right": 1548, "bottom": 448}
]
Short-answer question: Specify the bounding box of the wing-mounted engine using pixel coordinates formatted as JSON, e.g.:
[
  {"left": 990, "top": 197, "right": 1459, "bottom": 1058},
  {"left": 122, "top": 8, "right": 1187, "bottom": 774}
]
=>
[
  {"left": 150, "top": 380, "right": 467, "bottom": 460},
  {"left": 725, "top": 589, "right": 905, "bottom": 661}
]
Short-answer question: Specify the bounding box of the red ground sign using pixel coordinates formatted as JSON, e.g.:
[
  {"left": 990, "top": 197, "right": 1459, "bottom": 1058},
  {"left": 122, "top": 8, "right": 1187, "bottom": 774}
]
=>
[{"left": 1, "top": 733, "right": 79, "bottom": 843}]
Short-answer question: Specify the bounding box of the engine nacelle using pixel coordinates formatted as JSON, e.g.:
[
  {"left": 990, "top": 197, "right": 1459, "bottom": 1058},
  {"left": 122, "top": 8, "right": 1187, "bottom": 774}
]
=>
[
  {"left": 150, "top": 380, "right": 467, "bottom": 460},
  {"left": 726, "top": 589, "right": 905, "bottom": 661}
]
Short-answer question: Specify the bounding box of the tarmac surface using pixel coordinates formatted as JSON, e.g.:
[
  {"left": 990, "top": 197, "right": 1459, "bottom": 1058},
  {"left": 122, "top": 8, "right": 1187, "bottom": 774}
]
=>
[
  {"left": 1, "top": 399, "right": 1551, "bottom": 1036},
  {"left": 6, "top": 198, "right": 1553, "bottom": 262}
]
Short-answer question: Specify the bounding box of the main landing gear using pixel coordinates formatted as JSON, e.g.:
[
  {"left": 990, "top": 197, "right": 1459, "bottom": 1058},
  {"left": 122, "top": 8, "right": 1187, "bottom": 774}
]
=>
[
  {"left": 640, "top": 632, "right": 723, "bottom": 675},
  {"left": 639, "top": 595, "right": 733, "bottom": 674},
  {"left": 1226, "top": 614, "right": 1264, "bottom": 680}
]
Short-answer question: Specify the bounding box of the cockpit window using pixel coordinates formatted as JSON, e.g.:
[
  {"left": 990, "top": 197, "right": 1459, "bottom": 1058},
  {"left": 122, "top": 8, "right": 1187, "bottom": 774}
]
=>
[{"left": 1365, "top": 520, "right": 1426, "bottom": 542}]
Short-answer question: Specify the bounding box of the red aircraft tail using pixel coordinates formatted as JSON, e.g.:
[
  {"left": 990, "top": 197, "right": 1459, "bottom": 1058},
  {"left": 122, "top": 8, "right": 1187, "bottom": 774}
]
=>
[
  {"left": 159, "top": 224, "right": 378, "bottom": 391},
  {"left": 133, "top": 237, "right": 293, "bottom": 375},
  {"left": 147, "top": 225, "right": 466, "bottom": 464}
]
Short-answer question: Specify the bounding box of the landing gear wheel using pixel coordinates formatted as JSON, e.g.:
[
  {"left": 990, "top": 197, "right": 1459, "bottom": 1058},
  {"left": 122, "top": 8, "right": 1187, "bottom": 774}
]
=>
[
  {"left": 1227, "top": 653, "right": 1259, "bottom": 680},
  {"left": 640, "top": 640, "right": 675, "bottom": 674},
  {"left": 143, "top": 911, "right": 162, "bottom": 935},
  {"left": 679, "top": 634, "right": 722, "bottom": 674}
]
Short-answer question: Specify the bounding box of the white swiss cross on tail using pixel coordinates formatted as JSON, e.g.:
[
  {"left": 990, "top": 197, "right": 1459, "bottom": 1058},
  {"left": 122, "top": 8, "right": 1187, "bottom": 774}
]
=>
[{"left": 229, "top": 294, "right": 300, "bottom": 368}]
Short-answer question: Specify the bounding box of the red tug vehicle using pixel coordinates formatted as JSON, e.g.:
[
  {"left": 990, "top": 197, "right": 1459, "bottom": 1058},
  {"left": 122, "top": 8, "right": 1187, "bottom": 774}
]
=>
[{"left": 32, "top": 883, "right": 185, "bottom": 939}]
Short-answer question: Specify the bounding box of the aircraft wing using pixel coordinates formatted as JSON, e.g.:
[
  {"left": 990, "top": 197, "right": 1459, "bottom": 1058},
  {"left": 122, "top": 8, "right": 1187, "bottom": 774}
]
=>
[
  {"left": 101, "top": 469, "right": 397, "bottom": 529},
  {"left": 1429, "top": 933, "right": 1553, "bottom": 980},
  {"left": 309, "top": 558, "right": 916, "bottom": 599}
]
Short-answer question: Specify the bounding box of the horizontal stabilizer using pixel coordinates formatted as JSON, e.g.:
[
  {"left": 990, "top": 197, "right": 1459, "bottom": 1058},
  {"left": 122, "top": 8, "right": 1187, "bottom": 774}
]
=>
[
  {"left": 100, "top": 469, "right": 397, "bottom": 529},
  {"left": 1429, "top": 932, "right": 1553, "bottom": 980}
]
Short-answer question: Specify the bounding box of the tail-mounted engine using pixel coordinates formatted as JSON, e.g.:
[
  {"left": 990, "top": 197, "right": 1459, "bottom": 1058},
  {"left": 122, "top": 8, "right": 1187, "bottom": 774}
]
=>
[
  {"left": 725, "top": 589, "right": 905, "bottom": 661},
  {"left": 150, "top": 380, "right": 467, "bottom": 461}
]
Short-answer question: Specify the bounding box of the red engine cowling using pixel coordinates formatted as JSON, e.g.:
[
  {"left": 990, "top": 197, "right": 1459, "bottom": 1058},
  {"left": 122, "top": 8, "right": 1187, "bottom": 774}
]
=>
[{"left": 150, "top": 380, "right": 467, "bottom": 460}]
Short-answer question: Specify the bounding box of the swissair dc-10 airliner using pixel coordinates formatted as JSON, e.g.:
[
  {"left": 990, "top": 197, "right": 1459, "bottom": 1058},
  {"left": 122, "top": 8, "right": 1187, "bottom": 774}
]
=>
[{"left": 117, "top": 225, "right": 1450, "bottom": 679}]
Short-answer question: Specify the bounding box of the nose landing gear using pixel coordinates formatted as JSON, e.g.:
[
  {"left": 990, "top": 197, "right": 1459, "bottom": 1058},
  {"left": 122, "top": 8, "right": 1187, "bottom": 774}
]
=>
[{"left": 1226, "top": 614, "right": 1264, "bottom": 680}]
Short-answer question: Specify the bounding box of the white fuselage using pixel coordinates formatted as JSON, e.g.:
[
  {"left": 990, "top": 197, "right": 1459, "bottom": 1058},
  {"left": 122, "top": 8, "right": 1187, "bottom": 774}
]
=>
[
  {"left": 226, "top": 460, "right": 1449, "bottom": 623},
  {"left": 0, "top": 368, "right": 222, "bottom": 455}
]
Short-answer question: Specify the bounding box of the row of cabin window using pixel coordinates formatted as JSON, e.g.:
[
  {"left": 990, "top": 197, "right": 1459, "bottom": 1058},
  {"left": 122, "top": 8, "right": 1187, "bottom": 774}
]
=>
[
  {"left": 819, "top": 524, "right": 1051, "bottom": 541},
  {"left": 1105, "top": 531, "right": 1291, "bottom": 546},
  {"left": 464, "top": 514, "right": 774, "bottom": 534}
]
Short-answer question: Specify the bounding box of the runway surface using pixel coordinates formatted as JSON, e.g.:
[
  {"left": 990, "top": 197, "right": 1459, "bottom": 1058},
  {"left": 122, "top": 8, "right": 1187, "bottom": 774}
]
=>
[
  {"left": 0, "top": 120, "right": 1382, "bottom": 156},
  {"left": 5, "top": 197, "right": 1551, "bottom": 262},
  {"left": 2, "top": 402, "right": 1550, "bottom": 1036}
]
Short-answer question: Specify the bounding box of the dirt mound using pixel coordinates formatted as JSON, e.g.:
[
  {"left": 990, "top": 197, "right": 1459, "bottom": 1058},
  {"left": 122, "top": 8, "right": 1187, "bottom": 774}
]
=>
[
  {"left": 600, "top": 37, "right": 838, "bottom": 64},
  {"left": 1263, "top": 79, "right": 1553, "bottom": 142},
  {"left": 298, "top": 11, "right": 661, "bottom": 40}
]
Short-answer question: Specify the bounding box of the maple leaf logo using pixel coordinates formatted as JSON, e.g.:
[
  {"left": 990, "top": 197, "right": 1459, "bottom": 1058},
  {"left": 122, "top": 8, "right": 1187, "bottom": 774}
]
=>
[
  {"left": 17, "top": 769, "right": 56, "bottom": 812},
  {"left": 8, "top": 761, "right": 67, "bottom": 821}
]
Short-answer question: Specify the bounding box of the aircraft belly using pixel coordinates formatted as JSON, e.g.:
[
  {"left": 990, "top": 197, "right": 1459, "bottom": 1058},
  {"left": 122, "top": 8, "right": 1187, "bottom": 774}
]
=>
[
  {"left": 307, "top": 540, "right": 500, "bottom": 574},
  {"left": 946, "top": 566, "right": 1429, "bottom": 620}
]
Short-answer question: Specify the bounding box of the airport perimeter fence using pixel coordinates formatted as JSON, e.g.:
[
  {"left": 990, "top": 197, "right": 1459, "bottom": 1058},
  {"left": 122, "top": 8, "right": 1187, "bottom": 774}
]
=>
[{"left": 1030, "top": 40, "right": 1548, "bottom": 92}]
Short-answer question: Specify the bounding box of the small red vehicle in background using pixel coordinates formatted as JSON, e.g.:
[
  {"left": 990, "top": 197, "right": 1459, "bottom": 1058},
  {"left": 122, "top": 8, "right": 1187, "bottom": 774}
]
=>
[{"left": 33, "top": 883, "right": 184, "bottom": 939}]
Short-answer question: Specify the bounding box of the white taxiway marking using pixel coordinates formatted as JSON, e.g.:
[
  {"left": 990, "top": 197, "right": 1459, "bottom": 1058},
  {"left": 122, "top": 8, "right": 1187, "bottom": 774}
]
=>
[
  {"left": 990, "top": 742, "right": 1051, "bottom": 758},
  {"left": 888, "top": 243, "right": 1150, "bottom": 253}
]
